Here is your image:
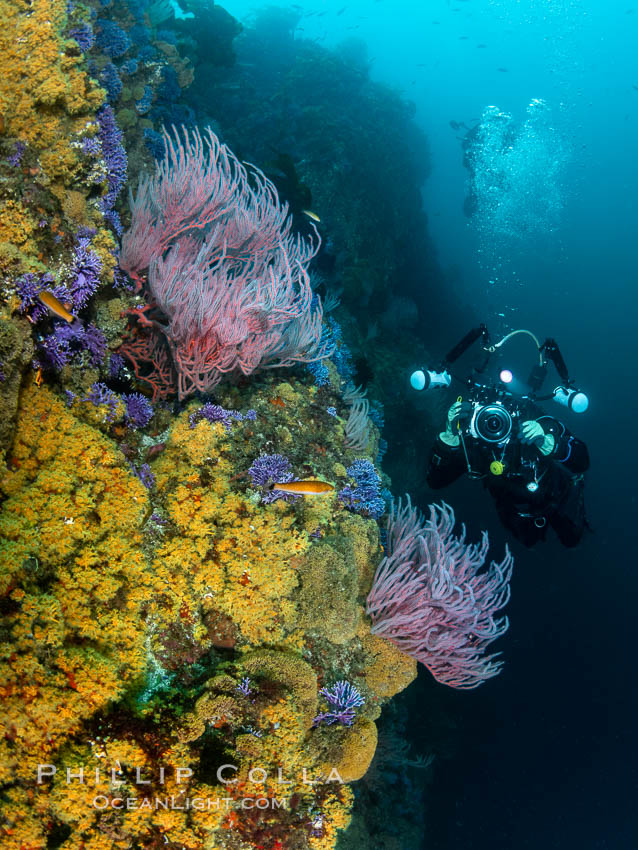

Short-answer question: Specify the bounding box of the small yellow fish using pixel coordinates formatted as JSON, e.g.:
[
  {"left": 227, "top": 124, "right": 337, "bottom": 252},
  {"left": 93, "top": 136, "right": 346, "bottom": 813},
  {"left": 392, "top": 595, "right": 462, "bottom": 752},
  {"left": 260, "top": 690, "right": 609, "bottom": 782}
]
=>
[
  {"left": 271, "top": 480, "right": 334, "bottom": 496},
  {"left": 38, "top": 291, "right": 75, "bottom": 323},
  {"left": 302, "top": 209, "right": 321, "bottom": 223}
]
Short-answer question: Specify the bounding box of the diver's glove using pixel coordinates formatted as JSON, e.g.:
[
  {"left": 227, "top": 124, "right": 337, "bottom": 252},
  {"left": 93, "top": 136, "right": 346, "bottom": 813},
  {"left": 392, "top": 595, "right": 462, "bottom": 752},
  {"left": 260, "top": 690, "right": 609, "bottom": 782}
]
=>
[
  {"left": 518, "top": 420, "right": 555, "bottom": 455},
  {"left": 440, "top": 401, "right": 472, "bottom": 447}
]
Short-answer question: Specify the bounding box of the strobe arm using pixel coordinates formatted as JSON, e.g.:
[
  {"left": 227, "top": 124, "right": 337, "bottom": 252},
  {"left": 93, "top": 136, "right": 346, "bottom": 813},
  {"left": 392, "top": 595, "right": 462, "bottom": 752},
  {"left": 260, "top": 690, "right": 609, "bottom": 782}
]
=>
[
  {"left": 536, "top": 338, "right": 589, "bottom": 413},
  {"left": 412, "top": 324, "right": 490, "bottom": 391},
  {"left": 541, "top": 338, "right": 570, "bottom": 384},
  {"left": 444, "top": 324, "right": 490, "bottom": 366}
]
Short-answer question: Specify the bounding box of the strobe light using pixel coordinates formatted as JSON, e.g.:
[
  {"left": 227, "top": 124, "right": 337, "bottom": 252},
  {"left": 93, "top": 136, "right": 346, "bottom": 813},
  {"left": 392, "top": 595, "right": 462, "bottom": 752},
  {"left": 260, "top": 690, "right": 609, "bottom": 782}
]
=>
[
  {"left": 410, "top": 369, "right": 452, "bottom": 392},
  {"left": 553, "top": 386, "right": 589, "bottom": 413}
]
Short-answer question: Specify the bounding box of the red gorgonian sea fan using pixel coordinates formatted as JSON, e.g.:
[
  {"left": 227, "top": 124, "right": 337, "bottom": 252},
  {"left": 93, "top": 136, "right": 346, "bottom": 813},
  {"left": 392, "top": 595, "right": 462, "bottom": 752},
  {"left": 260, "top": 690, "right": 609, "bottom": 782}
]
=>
[
  {"left": 366, "top": 497, "right": 514, "bottom": 689},
  {"left": 119, "top": 126, "right": 332, "bottom": 399}
]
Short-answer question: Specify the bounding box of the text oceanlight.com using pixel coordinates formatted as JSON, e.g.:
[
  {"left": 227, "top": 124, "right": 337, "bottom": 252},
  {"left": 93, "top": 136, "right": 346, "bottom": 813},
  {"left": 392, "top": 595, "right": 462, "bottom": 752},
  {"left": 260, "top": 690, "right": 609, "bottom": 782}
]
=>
[
  {"left": 91, "top": 795, "right": 287, "bottom": 811},
  {"left": 37, "top": 763, "right": 344, "bottom": 810}
]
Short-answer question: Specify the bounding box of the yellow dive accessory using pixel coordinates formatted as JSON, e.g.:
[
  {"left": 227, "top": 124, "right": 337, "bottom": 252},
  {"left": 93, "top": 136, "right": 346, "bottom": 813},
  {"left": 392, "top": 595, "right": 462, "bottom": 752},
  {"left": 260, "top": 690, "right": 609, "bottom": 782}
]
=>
[{"left": 490, "top": 460, "right": 505, "bottom": 476}]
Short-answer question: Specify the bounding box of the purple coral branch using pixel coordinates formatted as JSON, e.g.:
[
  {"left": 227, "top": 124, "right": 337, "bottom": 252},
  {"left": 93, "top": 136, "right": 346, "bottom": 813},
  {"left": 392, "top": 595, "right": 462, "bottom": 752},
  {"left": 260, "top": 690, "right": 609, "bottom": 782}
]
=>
[
  {"left": 7, "top": 141, "right": 26, "bottom": 167},
  {"left": 313, "top": 680, "right": 365, "bottom": 727},
  {"left": 97, "top": 105, "right": 127, "bottom": 234},
  {"left": 189, "top": 402, "right": 255, "bottom": 432},
  {"left": 236, "top": 676, "right": 253, "bottom": 697},
  {"left": 247, "top": 453, "right": 301, "bottom": 504}
]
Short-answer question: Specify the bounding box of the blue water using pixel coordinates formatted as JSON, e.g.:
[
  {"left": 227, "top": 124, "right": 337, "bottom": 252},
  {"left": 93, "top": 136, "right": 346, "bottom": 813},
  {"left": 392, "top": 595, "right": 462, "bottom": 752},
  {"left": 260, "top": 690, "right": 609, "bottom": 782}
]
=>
[{"left": 213, "top": 1, "right": 638, "bottom": 847}]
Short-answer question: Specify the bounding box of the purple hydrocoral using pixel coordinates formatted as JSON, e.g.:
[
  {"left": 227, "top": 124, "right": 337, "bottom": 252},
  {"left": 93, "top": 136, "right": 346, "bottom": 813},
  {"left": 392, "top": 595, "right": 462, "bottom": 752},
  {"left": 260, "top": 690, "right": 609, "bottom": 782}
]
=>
[
  {"left": 68, "top": 236, "right": 103, "bottom": 309},
  {"left": 15, "top": 273, "right": 68, "bottom": 321},
  {"left": 120, "top": 58, "right": 138, "bottom": 76},
  {"left": 313, "top": 680, "right": 365, "bottom": 727},
  {"left": 15, "top": 238, "right": 102, "bottom": 318},
  {"left": 81, "top": 136, "right": 101, "bottom": 157},
  {"left": 135, "top": 85, "right": 153, "bottom": 116},
  {"left": 95, "top": 19, "right": 130, "bottom": 58},
  {"left": 7, "top": 142, "right": 26, "bottom": 167},
  {"left": 80, "top": 323, "right": 107, "bottom": 364},
  {"left": 76, "top": 225, "right": 97, "bottom": 240},
  {"left": 112, "top": 265, "right": 134, "bottom": 291},
  {"left": 366, "top": 497, "right": 514, "bottom": 690},
  {"left": 98, "top": 62, "right": 122, "bottom": 104},
  {"left": 84, "top": 382, "right": 119, "bottom": 421},
  {"left": 338, "top": 459, "right": 386, "bottom": 520},
  {"left": 39, "top": 322, "right": 106, "bottom": 370},
  {"left": 15, "top": 269, "right": 106, "bottom": 369},
  {"left": 236, "top": 677, "right": 253, "bottom": 697},
  {"left": 122, "top": 393, "right": 154, "bottom": 428},
  {"left": 69, "top": 22, "right": 95, "bottom": 51},
  {"left": 189, "top": 402, "right": 256, "bottom": 432},
  {"left": 130, "top": 462, "right": 155, "bottom": 490},
  {"left": 109, "top": 352, "right": 125, "bottom": 377},
  {"left": 247, "top": 453, "right": 299, "bottom": 504},
  {"left": 96, "top": 105, "right": 127, "bottom": 234},
  {"left": 39, "top": 334, "right": 70, "bottom": 370}
]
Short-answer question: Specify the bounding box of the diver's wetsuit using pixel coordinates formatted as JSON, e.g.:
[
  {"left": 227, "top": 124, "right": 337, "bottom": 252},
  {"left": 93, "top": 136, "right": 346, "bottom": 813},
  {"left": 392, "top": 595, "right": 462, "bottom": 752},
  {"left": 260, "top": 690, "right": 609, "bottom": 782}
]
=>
[{"left": 426, "top": 411, "right": 590, "bottom": 547}]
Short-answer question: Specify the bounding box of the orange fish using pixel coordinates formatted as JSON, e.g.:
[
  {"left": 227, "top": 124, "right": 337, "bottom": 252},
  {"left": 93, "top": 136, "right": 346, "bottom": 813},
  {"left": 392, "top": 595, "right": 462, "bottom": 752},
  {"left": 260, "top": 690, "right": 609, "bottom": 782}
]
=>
[
  {"left": 271, "top": 480, "right": 334, "bottom": 496},
  {"left": 38, "top": 291, "right": 75, "bottom": 323}
]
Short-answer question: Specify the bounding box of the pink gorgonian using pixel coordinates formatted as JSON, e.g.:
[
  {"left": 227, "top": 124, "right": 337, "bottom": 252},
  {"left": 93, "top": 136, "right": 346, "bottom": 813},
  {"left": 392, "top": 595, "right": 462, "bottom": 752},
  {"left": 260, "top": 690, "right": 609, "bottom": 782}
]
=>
[
  {"left": 119, "top": 126, "right": 332, "bottom": 399},
  {"left": 366, "top": 497, "right": 514, "bottom": 689}
]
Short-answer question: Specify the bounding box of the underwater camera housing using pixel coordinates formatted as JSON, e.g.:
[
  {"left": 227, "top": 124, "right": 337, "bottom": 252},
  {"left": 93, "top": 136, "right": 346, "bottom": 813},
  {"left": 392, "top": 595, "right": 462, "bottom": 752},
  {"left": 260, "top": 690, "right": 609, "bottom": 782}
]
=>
[
  {"left": 461, "top": 380, "right": 526, "bottom": 446},
  {"left": 410, "top": 323, "right": 589, "bottom": 438},
  {"left": 472, "top": 403, "right": 513, "bottom": 444}
]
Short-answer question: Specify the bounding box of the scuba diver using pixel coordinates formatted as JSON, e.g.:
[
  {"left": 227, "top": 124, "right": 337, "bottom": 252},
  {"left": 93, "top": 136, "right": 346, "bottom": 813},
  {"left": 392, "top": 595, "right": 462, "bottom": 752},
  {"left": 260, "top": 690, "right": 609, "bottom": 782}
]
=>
[{"left": 411, "top": 326, "right": 590, "bottom": 548}]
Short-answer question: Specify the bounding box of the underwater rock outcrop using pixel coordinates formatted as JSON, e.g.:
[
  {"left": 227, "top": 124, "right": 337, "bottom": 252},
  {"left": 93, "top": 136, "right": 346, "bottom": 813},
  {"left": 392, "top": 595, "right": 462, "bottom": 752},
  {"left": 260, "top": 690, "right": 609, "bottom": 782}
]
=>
[
  {"left": 0, "top": 4, "right": 431, "bottom": 848},
  {"left": 0, "top": 0, "right": 127, "bottom": 463},
  {"left": 0, "top": 375, "right": 416, "bottom": 848}
]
